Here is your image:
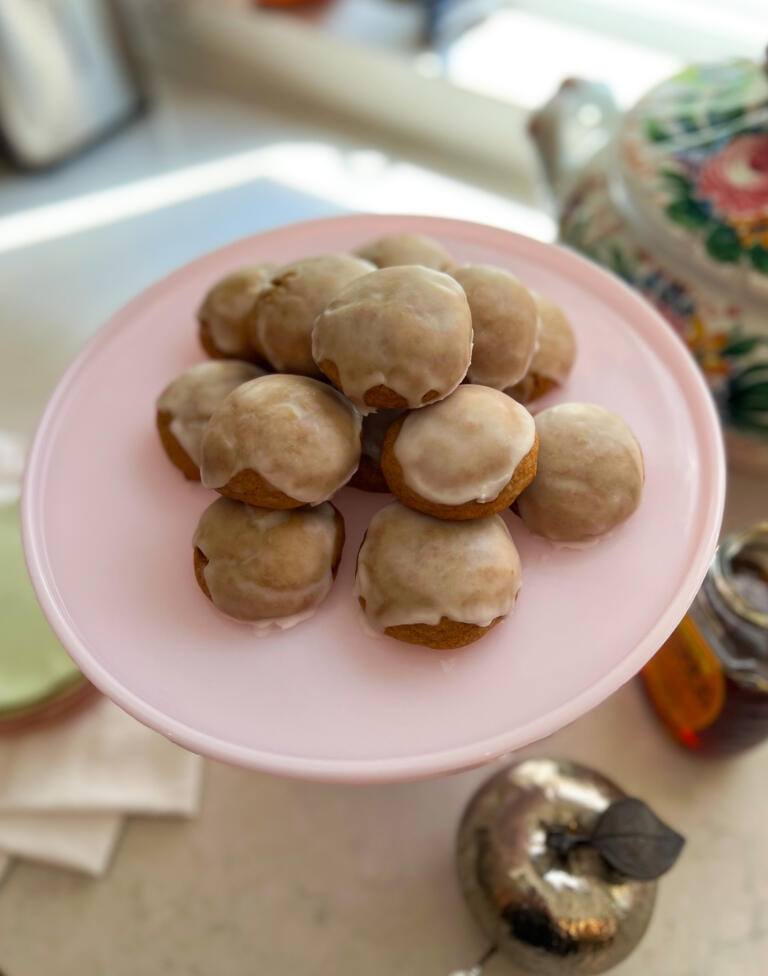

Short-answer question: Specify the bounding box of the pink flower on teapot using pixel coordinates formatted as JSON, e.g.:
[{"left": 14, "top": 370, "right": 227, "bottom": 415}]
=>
[{"left": 698, "top": 134, "right": 768, "bottom": 223}]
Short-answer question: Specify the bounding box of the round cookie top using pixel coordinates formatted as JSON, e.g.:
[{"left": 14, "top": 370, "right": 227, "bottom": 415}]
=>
[
  {"left": 250, "top": 255, "right": 374, "bottom": 376},
  {"left": 355, "top": 502, "right": 522, "bottom": 631},
  {"left": 516, "top": 403, "right": 644, "bottom": 544},
  {"left": 452, "top": 265, "right": 539, "bottom": 390},
  {"left": 510, "top": 292, "right": 576, "bottom": 401},
  {"left": 312, "top": 265, "right": 473, "bottom": 410},
  {"left": 194, "top": 497, "right": 341, "bottom": 625},
  {"left": 354, "top": 232, "right": 453, "bottom": 271},
  {"left": 156, "top": 360, "right": 265, "bottom": 466},
  {"left": 201, "top": 374, "right": 362, "bottom": 504},
  {"left": 198, "top": 265, "right": 274, "bottom": 359},
  {"left": 391, "top": 385, "right": 536, "bottom": 506}
]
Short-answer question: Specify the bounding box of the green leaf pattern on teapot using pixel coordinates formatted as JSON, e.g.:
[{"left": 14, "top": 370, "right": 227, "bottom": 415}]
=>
[{"left": 559, "top": 59, "right": 768, "bottom": 452}]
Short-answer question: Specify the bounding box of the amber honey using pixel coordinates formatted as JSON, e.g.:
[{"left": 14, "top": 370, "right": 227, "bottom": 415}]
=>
[{"left": 642, "top": 523, "right": 768, "bottom": 755}]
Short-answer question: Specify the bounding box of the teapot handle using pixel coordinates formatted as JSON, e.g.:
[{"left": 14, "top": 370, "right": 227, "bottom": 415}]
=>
[{"left": 529, "top": 79, "right": 620, "bottom": 205}]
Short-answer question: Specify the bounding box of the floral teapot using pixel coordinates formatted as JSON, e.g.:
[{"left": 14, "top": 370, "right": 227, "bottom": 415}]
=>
[{"left": 531, "top": 57, "right": 768, "bottom": 472}]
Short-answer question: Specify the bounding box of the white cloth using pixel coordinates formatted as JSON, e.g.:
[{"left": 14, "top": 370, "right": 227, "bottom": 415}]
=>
[
  {"left": 0, "top": 697, "right": 202, "bottom": 876},
  {"left": 0, "top": 813, "right": 121, "bottom": 875}
]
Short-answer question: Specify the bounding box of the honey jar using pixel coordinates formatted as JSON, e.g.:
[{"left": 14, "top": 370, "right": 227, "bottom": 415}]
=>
[{"left": 642, "top": 523, "right": 768, "bottom": 754}]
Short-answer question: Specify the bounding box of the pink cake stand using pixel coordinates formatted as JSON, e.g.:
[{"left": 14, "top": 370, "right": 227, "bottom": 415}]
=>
[{"left": 22, "top": 215, "right": 725, "bottom": 782}]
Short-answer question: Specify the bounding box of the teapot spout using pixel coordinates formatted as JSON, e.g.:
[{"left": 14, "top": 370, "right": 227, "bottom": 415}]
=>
[{"left": 529, "top": 79, "right": 620, "bottom": 205}]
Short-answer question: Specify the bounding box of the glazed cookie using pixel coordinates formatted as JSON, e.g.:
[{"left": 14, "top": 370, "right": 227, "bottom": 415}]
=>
[
  {"left": 515, "top": 403, "right": 644, "bottom": 544},
  {"left": 201, "top": 374, "right": 362, "bottom": 508},
  {"left": 380, "top": 385, "right": 537, "bottom": 519},
  {"left": 452, "top": 265, "right": 539, "bottom": 390},
  {"left": 313, "top": 265, "right": 473, "bottom": 410},
  {"left": 354, "top": 232, "right": 453, "bottom": 271},
  {"left": 349, "top": 409, "right": 404, "bottom": 493},
  {"left": 248, "top": 255, "right": 374, "bottom": 376},
  {"left": 156, "top": 360, "right": 265, "bottom": 480},
  {"left": 355, "top": 502, "right": 522, "bottom": 649},
  {"left": 198, "top": 265, "right": 275, "bottom": 362},
  {"left": 194, "top": 497, "right": 344, "bottom": 627},
  {"left": 509, "top": 292, "right": 576, "bottom": 402}
]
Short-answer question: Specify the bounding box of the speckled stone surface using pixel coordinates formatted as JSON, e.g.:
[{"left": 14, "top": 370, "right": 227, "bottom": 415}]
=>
[{"left": 1, "top": 669, "right": 767, "bottom": 976}]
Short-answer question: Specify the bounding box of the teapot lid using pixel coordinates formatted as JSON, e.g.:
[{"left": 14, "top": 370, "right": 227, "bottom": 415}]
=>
[{"left": 617, "top": 58, "right": 768, "bottom": 299}]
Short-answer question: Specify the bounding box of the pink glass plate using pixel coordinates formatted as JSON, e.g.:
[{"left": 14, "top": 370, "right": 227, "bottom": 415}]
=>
[{"left": 22, "top": 215, "right": 725, "bottom": 782}]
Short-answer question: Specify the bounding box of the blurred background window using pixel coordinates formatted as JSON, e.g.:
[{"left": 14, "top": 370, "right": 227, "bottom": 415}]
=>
[
  {"left": 221, "top": 0, "right": 767, "bottom": 106},
  {"left": 439, "top": 0, "right": 766, "bottom": 107}
]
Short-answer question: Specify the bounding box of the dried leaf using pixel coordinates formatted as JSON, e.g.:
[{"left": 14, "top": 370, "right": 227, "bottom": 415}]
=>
[{"left": 590, "top": 797, "right": 685, "bottom": 880}]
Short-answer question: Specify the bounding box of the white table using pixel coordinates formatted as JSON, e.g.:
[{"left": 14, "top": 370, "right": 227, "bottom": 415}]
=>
[{"left": 0, "top": 73, "right": 765, "bottom": 976}]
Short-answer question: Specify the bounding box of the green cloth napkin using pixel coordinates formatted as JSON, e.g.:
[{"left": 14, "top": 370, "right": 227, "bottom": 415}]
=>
[{"left": 0, "top": 502, "right": 81, "bottom": 713}]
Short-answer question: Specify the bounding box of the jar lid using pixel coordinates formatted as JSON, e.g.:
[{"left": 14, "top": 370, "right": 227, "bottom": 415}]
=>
[
  {"left": 617, "top": 58, "right": 768, "bottom": 301},
  {"left": 711, "top": 522, "right": 768, "bottom": 630},
  {"left": 702, "top": 522, "right": 768, "bottom": 684}
]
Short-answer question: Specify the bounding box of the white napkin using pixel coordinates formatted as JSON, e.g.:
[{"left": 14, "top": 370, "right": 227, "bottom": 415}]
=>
[
  {"left": 0, "top": 434, "right": 202, "bottom": 879},
  {"left": 0, "top": 697, "right": 203, "bottom": 876},
  {"left": 0, "top": 812, "right": 122, "bottom": 875}
]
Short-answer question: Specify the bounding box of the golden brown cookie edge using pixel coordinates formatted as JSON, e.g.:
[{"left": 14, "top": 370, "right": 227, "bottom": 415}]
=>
[
  {"left": 198, "top": 313, "right": 271, "bottom": 367},
  {"left": 156, "top": 409, "right": 201, "bottom": 481},
  {"left": 318, "top": 358, "right": 441, "bottom": 409},
  {"left": 358, "top": 596, "right": 502, "bottom": 649},
  {"left": 214, "top": 468, "right": 304, "bottom": 509},
  {"left": 380, "top": 418, "right": 539, "bottom": 520}
]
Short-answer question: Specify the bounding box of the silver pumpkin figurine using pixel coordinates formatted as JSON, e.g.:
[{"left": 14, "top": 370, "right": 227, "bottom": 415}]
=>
[{"left": 456, "top": 758, "right": 657, "bottom": 975}]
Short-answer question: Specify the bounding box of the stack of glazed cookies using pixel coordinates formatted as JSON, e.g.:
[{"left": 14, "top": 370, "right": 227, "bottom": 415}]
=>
[{"left": 155, "top": 232, "right": 645, "bottom": 649}]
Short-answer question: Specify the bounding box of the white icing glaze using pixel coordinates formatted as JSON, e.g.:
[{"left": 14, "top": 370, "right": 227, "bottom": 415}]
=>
[
  {"left": 361, "top": 409, "right": 404, "bottom": 464},
  {"left": 194, "top": 497, "right": 340, "bottom": 625},
  {"left": 355, "top": 502, "right": 522, "bottom": 631},
  {"left": 198, "top": 266, "right": 274, "bottom": 357},
  {"left": 509, "top": 292, "right": 576, "bottom": 401},
  {"left": 312, "top": 266, "right": 472, "bottom": 410},
  {"left": 516, "top": 403, "right": 644, "bottom": 544},
  {"left": 200, "top": 374, "right": 362, "bottom": 503},
  {"left": 393, "top": 385, "right": 536, "bottom": 505},
  {"left": 452, "top": 265, "right": 539, "bottom": 390},
  {"left": 247, "top": 606, "right": 322, "bottom": 634},
  {"left": 354, "top": 233, "right": 453, "bottom": 271},
  {"left": 252, "top": 255, "right": 374, "bottom": 376},
  {"left": 355, "top": 598, "right": 385, "bottom": 641},
  {"left": 157, "top": 360, "right": 264, "bottom": 466}
]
